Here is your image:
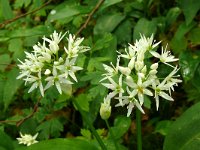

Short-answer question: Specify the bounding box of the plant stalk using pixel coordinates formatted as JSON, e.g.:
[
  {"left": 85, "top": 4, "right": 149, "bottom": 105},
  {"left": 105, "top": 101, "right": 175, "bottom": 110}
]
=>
[
  {"left": 73, "top": 100, "right": 107, "bottom": 150},
  {"left": 105, "top": 119, "right": 119, "bottom": 150},
  {"left": 136, "top": 109, "right": 142, "bottom": 150}
]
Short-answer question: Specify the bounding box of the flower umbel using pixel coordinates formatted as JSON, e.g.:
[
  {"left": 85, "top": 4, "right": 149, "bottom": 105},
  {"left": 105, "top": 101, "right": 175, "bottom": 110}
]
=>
[
  {"left": 17, "top": 31, "right": 90, "bottom": 96},
  {"left": 100, "top": 34, "right": 181, "bottom": 117},
  {"left": 17, "top": 132, "right": 38, "bottom": 146}
]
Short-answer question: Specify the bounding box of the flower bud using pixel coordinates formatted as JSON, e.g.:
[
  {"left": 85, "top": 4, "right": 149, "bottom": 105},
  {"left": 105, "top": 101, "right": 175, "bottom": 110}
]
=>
[
  {"left": 44, "top": 69, "right": 51, "bottom": 75},
  {"left": 128, "top": 57, "right": 135, "bottom": 70},
  {"left": 118, "top": 66, "right": 131, "bottom": 76},
  {"left": 141, "top": 66, "right": 147, "bottom": 75},
  {"left": 49, "top": 41, "right": 59, "bottom": 54},
  {"left": 135, "top": 61, "right": 144, "bottom": 71},
  {"left": 100, "top": 101, "right": 111, "bottom": 120},
  {"left": 150, "top": 63, "right": 158, "bottom": 70}
]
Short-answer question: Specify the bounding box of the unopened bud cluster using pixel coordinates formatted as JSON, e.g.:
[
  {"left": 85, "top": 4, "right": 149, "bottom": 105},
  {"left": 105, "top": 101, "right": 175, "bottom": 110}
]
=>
[
  {"left": 17, "top": 31, "right": 90, "bottom": 96},
  {"left": 100, "top": 35, "right": 182, "bottom": 117}
]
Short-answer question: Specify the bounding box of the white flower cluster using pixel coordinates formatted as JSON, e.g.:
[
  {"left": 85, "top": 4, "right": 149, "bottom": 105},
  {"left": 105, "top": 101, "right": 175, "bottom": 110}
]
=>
[
  {"left": 17, "top": 132, "right": 38, "bottom": 146},
  {"left": 100, "top": 35, "right": 182, "bottom": 117},
  {"left": 17, "top": 31, "right": 90, "bottom": 96}
]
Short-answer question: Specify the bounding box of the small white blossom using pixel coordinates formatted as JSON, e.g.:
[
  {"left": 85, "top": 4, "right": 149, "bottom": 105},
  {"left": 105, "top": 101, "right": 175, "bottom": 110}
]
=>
[
  {"left": 150, "top": 45, "right": 178, "bottom": 67},
  {"left": 17, "top": 132, "right": 38, "bottom": 146}
]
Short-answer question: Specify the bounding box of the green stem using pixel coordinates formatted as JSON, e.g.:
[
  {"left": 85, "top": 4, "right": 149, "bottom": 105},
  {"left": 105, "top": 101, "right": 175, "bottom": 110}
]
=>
[
  {"left": 136, "top": 109, "right": 142, "bottom": 150},
  {"left": 105, "top": 120, "right": 119, "bottom": 150},
  {"left": 73, "top": 100, "right": 107, "bottom": 150}
]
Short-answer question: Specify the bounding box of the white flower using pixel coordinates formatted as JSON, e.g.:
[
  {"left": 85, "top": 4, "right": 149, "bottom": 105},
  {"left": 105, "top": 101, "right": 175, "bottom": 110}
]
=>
[
  {"left": 17, "top": 132, "right": 38, "bottom": 146},
  {"left": 24, "top": 72, "right": 44, "bottom": 97},
  {"left": 45, "top": 67, "right": 73, "bottom": 94},
  {"left": 150, "top": 45, "right": 178, "bottom": 67},
  {"left": 153, "top": 81, "right": 174, "bottom": 110},
  {"left": 102, "top": 75, "right": 124, "bottom": 105},
  {"left": 101, "top": 57, "right": 120, "bottom": 81},
  {"left": 118, "top": 66, "right": 131, "bottom": 76},
  {"left": 57, "top": 58, "right": 83, "bottom": 82},
  {"left": 125, "top": 73, "right": 153, "bottom": 105},
  {"left": 65, "top": 34, "right": 90, "bottom": 58}
]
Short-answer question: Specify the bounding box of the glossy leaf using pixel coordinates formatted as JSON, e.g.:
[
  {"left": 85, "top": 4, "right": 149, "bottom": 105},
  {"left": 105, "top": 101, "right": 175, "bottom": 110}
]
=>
[
  {"left": 179, "top": 52, "right": 200, "bottom": 82},
  {"left": 178, "top": 0, "right": 200, "bottom": 25},
  {"left": 133, "top": 18, "right": 157, "bottom": 41},
  {"left": 94, "top": 13, "right": 125, "bottom": 35},
  {"left": 15, "top": 138, "right": 98, "bottom": 150},
  {"left": 0, "top": 130, "right": 13, "bottom": 150},
  {"left": 164, "top": 102, "right": 200, "bottom": 150}
]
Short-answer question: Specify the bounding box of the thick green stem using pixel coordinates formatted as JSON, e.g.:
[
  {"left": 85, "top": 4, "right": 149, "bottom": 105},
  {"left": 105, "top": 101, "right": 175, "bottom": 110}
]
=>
[
  {"left": 105, "top": 120, "right": 119, "bottom": 150},
  {"left": 136, "top": 109, "right": 142, "bottom": 150},
  {"left": 73, "top": 100, "right": 107, "bottom": 150}
]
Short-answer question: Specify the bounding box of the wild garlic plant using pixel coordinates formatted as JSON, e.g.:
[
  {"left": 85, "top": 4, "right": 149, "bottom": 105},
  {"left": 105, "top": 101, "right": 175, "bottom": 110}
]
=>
[
  {"left": 100, "top": 35, "right": 182, "bottom": 118},
  {"left": 17, "top": 31, "right": 90, "bottom": 96}
]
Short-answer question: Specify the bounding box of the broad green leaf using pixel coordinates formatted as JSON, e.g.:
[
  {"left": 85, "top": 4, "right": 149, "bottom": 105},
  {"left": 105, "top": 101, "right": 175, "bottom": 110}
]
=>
[
  {"left": 47, "top": 4, "right": 90, "bottom": 23},
  {"left": 8, "top": 26, "right": 51, "bottom": 38},
  {"left": 110, "top": 116, "right": 131, "bottom": 139},
  {"left": 0, "top": 54, "right": 11, "bottom": 71},
  {"left": 74, "top": 94, "right": 92, "bottom": 112},
  {"left": 166, "top": 7, "right": 181, "bottom": 27},
  {"left": 3, "top": 68, "right": 23, "bottom": 110},
  {"left": 0, "top": 0, "right": 14, "bottom": 19},
  {"left": 170, "top": 22, "right": 196, "bottom": 54},
  {"left": 94, "top": 13, "right": 125, "bottom": 35},
  {"left": 0, "top": 130, "right": 14, "bottom": 150},
  {"left": 187, "top": 27, "right": 200, "bottom": 45},
  {"left": 114, "top": 20, "right": 132, "bottom": 44},
  {"left": 133, "top": 18, "right": 157, "bottom": 41},
  {"left": 163, "top": 102, "right": 200, "bottom": 150},
  {"left": 100, "top": 0, "right": 122, "bottom": 11},
  {"left": 179, "top": 52, "right": 200, "bottom": 82},
  {"left": 15, "top": 138, "right": 98, "bottom": 150},
  {"left": 178, "top": 0, "right": 200, "bottom": 25},
  {"left": 154, "top": 120, "right": 172, "bottom": 136}
]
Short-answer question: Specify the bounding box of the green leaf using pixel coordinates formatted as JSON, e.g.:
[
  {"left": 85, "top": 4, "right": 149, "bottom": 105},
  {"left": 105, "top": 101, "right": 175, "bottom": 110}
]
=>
[
  {"left": 166, "top": 7, "right": 181, "bottom": 27},
  {"left": 8, "top": 38, "right": 24, "bottom": 61},
  {"left": 178, "top": 0, "right": 200, "bottom": 25},
  {"left": 187, "top": 27, "right": 200, "bottom": 45},
  {"left": 94, "top": 13, "right": 125, "bottom": 35},
  {"left": 15, "top": 138, "right": 98, "bottom": 150},
  {"left": 154, "top": 120, "right": 172, "bottom": 136},
  {"left": 179, "top": 52, "right": 200, "bottom": 82},
  {"left": 0, "top": 130, "right": 14, "bottom": 150},
  {"left": 114, "top": 20, "right": 132, "bottom": 44},
  {"left": 36, "top": 119, "right": 64, "bottom": 139},
  {"left": 74, "top": 94, "right": 92, "bottom": 112},
  {"left": 110, "top": 116, "right": 131, "bottom": 139},
  {"left": 0, "top": 54, "right": 11, "bottom": 71},
  {"left": 100, "top": 0, "right": 122, "bottom": 11},
  {"left": 8, "top": 26, "right": 51, "bottom": 38},
  {"left": 3, "top": 68, "right": 23, "bottom": 110},
  {"left": 170, "top": 22, "right": 196, "bottom": 54},
  {"left": 0, "top": 0, "right": 14, "bottom": 19},
  {"left": 133, "top": 18, "right": 157, "bottom": 41},
  {"left": 163, "top": 102, "right": 200, "bottom": 150},
  {"left": 47, "top": 4, "right": 89, "bottom": 23}
]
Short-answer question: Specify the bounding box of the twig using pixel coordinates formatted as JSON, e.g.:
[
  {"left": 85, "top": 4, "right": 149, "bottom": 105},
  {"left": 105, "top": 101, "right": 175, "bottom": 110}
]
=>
[
  {"left": 0, "top": 0, "right": 52, "bottom": 28},
  {"left": 75, "top": 0, "right": 105, "bottom": 37},
  {"left": 0, "top": 96, "right": 42, "bottom": 126},
  {"left": 16, "top": 96, "right": 42, "bottom": 127}
]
